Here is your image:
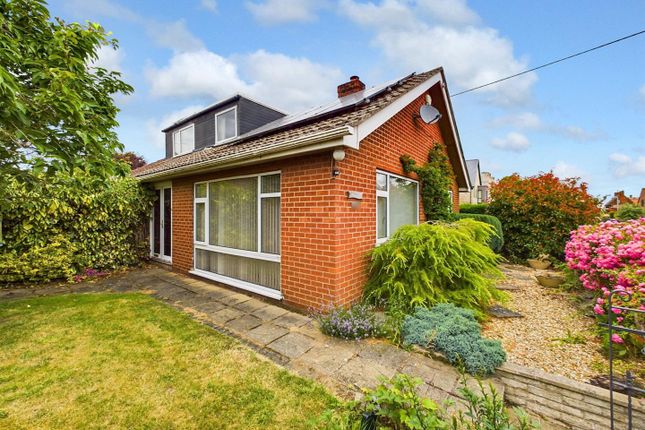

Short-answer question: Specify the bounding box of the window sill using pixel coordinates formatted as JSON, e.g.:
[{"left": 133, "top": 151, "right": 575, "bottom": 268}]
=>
[{"left": 190, "top": 269, "right": 282, "bottom": 300}]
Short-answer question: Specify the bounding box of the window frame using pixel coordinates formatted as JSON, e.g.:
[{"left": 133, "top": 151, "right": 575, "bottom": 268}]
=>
[
  {"left": 214, "top": 106, "right": 238, "bottom": 144},
  {"left": 172, "top": 123, "right": 195, "bottom": 156},
  {"left": 375, "top": 170, "right": 419, "bottom": 245},
  {"left": 192, "top": 171, "right": 281, "bottom": 263}
]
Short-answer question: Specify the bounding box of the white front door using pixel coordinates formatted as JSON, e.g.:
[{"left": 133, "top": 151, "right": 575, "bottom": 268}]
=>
[{"left": 150, "top": 184, "right": 172, "bottom": 263}]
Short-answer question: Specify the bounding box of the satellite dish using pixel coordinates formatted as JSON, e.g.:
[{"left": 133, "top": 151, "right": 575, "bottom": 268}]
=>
[{"left": 419, "top": 104, "right": 442, "bottom": 124}]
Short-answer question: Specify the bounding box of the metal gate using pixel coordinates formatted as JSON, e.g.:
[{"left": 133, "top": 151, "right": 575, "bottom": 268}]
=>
[{"left": 601, "top": 289, "right": 644, "bottom": 430}]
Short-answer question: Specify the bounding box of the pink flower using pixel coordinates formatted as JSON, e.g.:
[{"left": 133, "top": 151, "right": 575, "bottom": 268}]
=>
[{"left": 610, "top": 334, "right": 624, "bottom": 344}]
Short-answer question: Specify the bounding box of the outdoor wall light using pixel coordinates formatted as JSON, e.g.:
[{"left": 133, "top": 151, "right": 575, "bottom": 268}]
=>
[{"left": 331, "top": 148, "right": 345, "bottom": 177}]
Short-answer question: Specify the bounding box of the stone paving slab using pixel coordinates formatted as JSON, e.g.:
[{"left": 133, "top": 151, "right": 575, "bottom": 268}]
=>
[
  {"left": 245, "top": 323, "right": 289, "bottom": 346},
  {"left": 251, "top": 304, "right": 289, "bottom": 321},
  {"left": 226, "top": 314, "right": 264, "bottom": 332},
  {"left": 267, "top": 332, "right": 315, "bottom": 359},
  {"left": 210, "top": 307, "right": 246, "bottom": 325},
  {"left": 233, "top": 297, "right": 268, "bottom": 313}
]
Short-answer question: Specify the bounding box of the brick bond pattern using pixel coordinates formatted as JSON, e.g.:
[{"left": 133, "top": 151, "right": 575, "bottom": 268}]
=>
[{"left": 170, "top": 91, "right": 459, "bottom": 309}]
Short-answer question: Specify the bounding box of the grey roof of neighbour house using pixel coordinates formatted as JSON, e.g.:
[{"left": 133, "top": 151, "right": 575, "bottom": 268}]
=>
[
  {"left": 133, "top": 68, "right": 459, "bottom": 181},
  {"left": 465, "top": 159, "right": 481, "bottom": 188}
]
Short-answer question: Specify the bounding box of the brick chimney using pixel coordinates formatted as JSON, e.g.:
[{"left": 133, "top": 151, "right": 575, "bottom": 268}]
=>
[{"left": 337, "top": 75, "right": 366, "bottom": 98}]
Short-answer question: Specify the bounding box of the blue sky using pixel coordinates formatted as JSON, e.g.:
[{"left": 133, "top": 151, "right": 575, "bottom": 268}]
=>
[{"left": 51, "top": 0, "right": 645, "bottom": 198}]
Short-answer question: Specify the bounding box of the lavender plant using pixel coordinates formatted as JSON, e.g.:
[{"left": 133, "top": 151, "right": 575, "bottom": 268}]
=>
[{"left": 312, "top": 302, "right": 383, "bottom": 340}]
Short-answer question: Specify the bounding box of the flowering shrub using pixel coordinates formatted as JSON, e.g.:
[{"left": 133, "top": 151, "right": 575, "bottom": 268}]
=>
[
  {"left": 565, "top": 218, "right": 645, "bottom": 355},
  {"left": 311, "top": 303, "right": 383, "bottom": 340},
  {"left": 72, "top": 268, "right": 110, "bottom": 283},
  {"left": 488, "top": 173, "right": 600, "bottom": 260}
]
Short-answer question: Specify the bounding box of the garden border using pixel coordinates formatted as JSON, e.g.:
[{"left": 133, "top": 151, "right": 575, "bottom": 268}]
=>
[{"left": 496, "top": 362, "right": 645, "bottom": 430}]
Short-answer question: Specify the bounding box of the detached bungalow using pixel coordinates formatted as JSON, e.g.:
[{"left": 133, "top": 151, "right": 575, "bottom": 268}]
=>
[{"left": 133, "top": 68, "right": 471, "bottom": 309}]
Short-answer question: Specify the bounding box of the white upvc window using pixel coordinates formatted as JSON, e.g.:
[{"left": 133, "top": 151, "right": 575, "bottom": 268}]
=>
[
  {"left": 172, "top": 124, "right": 195, "bottom": 156},
  {"left": 215, "top": 106, "right": 237, "bottom": 144},
  {"left": 376, "top": 171, "right": 419, "bottom": 244},
  {"left": 192, "top": 172, "right": 281, "bottom": 299}
]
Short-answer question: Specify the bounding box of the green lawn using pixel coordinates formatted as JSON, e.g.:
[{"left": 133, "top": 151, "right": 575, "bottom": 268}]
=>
[{"left": 0, "top": 293, "right": 337, "bottom": 429}]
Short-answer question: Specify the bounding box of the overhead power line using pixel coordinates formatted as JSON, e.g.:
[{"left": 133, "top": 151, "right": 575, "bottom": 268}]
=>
[{"left": 451, "top": 29, "right": 645, "bottom": 97}]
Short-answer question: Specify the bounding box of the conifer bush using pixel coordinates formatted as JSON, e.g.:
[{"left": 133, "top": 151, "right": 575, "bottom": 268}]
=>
[
  {"left": 450, "top": 213, "right": 504, "bottom": 253},
  {"left": 402, "top": 304, "right": 506, "bottom": 375},
  {"left": 364, "top": 219, "right": 504, "bottom": 318}
]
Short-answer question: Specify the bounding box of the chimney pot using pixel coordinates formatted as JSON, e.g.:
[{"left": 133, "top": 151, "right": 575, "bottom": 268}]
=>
[{"left": 337, "top": 75, "right": 366, "bottom": 98}]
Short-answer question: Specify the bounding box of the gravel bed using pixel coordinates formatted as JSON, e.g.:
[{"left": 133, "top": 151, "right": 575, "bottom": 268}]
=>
[{"left": 483, "top": 264, "right": 604, "bottom": 382}]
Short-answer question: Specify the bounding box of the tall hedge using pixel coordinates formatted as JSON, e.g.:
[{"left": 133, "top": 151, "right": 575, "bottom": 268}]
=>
[
  {"left": 450, "top": 213, "right": 503, "bottom": 253},
  {"left": 459, "top": 203, "right": 489, "bottom": 215},
  {"left": 488, "top": 173, "right": 600, "bottom": 261},
  {"left": 0, "top": 171, "right": 154, "bottom": 284}
]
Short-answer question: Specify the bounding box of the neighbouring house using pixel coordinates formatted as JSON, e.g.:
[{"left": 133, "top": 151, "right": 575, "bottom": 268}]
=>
[
  {"left": 133, "top": 68, "right": 471, "bottom": 309},
  {"left": 604, "top": 190, "right": 638, "bottom": 212},
  {"left": 638, "top": 188, "right": 645, "bottom": 208},
  {"left": 458, "top": 159, "right": 491, "bottom": 205}
]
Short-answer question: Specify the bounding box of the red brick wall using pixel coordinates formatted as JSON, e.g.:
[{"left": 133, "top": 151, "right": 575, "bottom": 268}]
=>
[{"left": 166, "top": 90, "right": 458, "bottom": 309}]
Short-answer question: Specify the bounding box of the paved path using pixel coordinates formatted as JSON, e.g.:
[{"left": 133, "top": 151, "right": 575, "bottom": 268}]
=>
[{"left": 0, "top": 266, "right": 499, "bottom": 406}]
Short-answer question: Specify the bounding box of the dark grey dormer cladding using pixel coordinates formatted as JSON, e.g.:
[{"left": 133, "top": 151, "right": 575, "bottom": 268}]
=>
[{"left": 164, "top": 95, "right": 286, "bottom": 159}]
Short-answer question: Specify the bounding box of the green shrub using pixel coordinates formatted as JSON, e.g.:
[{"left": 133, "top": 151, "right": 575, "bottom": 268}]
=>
[
  {"left": 459, "top": 203, "right": 489, "bottom": 214},
  {"left": 311, "top": 303, "right": 383, "bottom": 340},
  {"left": 365, "top": 219, "right": 504, "bottom": 318},
  {"left": 402, "top": 304, "right": 506, "bottom": 375},
  {"left": 0, "top": 170, "right": 153, "bottom": 284},
  {"left": 615, "top": 204, "right": 645, "bottom": 221},
  {"left": 0, "top": 235, "right": 76, "bottom": 283},
  {"left": 450, "top": 213, "right": 503, "bottom": 253},
  {"left": 488, "top": 173, "right": 600, "bottom": 261}
]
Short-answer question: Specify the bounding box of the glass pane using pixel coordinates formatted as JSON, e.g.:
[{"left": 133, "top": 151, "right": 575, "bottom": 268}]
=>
[
  {"left": 153, "top": 190, "right": 161, "bottom": 254},
  {"left": 179, "top": 127, "right": 194, "bottom": 154},
  {"left": 173, "top": 132, "right": 180, "bottom": 155},
  {"left": 209, "top": 177, "right": 257, "bottom": 251},
  {"left": 163, "top": 188, "right": 172, "bottom": 257},
  {"left": 195, "top": 202, "right": 205, "bottom": 242},
  {"left": 217, "top": 109, "right": 236, "bottom": 141},
  {"left": 389, "top": 177, "right": 417, "bottom": 235},
  {"left": 195, "top": 183, "right": 207, "bottom": 198},
  {"left": 377, "top": 196, "right": 387, "bottom": 239},
  {"left": 261, "top": 197, "right": 280, "bottom": 254},
  {"left": 376, "top": 173, "right": 388, "bottom": 191},
  {"left": 195, "top": 249, "right": 280, "bottom": 291},
  {"left": 261, "top": 174, "right": 280, "bottom": 193}
]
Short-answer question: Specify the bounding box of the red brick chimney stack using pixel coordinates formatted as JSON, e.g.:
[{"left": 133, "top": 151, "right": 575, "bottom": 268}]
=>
[{"left": 337, "top": 75, "right": 366, "bottom": 98}]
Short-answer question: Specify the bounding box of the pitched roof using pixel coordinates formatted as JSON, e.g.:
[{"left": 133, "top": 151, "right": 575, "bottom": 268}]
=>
[
  {"left": 465, "top": 159, "right": 480, "bottom": 187},
  {"left": 133, "top": 68, "right": 442, "bottom": 180}
]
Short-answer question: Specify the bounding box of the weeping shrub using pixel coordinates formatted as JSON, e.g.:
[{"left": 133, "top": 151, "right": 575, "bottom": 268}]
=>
[
  {"left": 364, "top": 219, "right": 505, "bottom": 318},
  {"left": 450, "top": 213, "right": 504, "bottom": 253},
  {"left": 402, "top": 304, "right": 506, "bottom": 375}
]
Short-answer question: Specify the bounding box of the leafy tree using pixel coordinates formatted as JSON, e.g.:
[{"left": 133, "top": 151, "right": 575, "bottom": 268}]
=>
[
  {"left": 0, "top": 0, "right": 132, "bottom": 181},
  {"left": 401, "top": 144, "right": 454, "bottom": 220},
  {"left": 488, "top": 173, "right": 600, "bottom": 261},
  {"left": 114, "top": 151, "right": 147, "bottom": 170},
  {"left": 615, "top": 203, "right": 645, "bottom": 221}
]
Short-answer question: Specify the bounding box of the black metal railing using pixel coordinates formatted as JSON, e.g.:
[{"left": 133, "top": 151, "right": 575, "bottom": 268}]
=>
[{"left": 599, "top": 289, "right": 645, "bottom": 430}]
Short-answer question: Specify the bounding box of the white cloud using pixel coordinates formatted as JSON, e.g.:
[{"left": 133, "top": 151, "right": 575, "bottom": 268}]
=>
[
  {"left": 145, "top": 20, "right": 204, "bottom": 53},
  {"left": 552, "top": 161, "right": 587, "bottom": 180},
  {"left": 609, "top": 153, "right": 645, "bottom": 178},
  {"left": 246, "top": 0, "right": 327, "bottom": 24},
  {"left": 201, "top": 0, "right": 218, "bottom": 12},
  {"left": 339, "top": 0, "right": 536, "bottom": 106},
  {"left": 417, "top": 0, "right": 480, "bottom": 26},
  {"left": 558, "top": 125, "right": 604, "bottom": 142},
  {"left": 62, "top": 0, "right": 139, "bottom": 21},
  {"left": 491, "top": 112, "right": 542, "bottom": 129},
  {"left": 146, "top": 104, "right": 206, "bottom": 150},
  {"left": 91, "top": 45, "right": 124, "bottom": 72},
  {"left": 146, "top": 49, "right": 342, "bottom": 112},
  {"left": 146, "top": 50, "right": 249, "bottom": 99},
  {"left": 490, "top": 132, "right": 530, "bottom": 152}
]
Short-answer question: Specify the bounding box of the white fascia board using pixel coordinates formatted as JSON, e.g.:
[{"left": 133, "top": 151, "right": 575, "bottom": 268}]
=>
[
  {"left": 439, "top": 81, "right": 471, "bottom": 191},
  {"left": 355, "top": 74, "right": 443, "bottom": 143}
]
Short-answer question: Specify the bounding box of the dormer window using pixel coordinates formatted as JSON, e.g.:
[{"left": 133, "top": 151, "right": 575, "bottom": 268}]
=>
[
  {"left": 215, "top": 107, "right": 237, "bottom": 144},
  {"left": 173, "top": 124, "right": 195, "bottom": 156}
]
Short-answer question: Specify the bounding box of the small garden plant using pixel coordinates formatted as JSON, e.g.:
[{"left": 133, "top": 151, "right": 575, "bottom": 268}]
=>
[
  {"left": 365, "top": 219, "right": 505, "bottom": 318},
  {"left": 402, "top": 304, "right": 506, "bottom": 376},
  {"left": 311, "top": 302, "right": 384, "bottom": 340},
  {"left": 312, "top": 373, "right": 539, "bottom": 429}
]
